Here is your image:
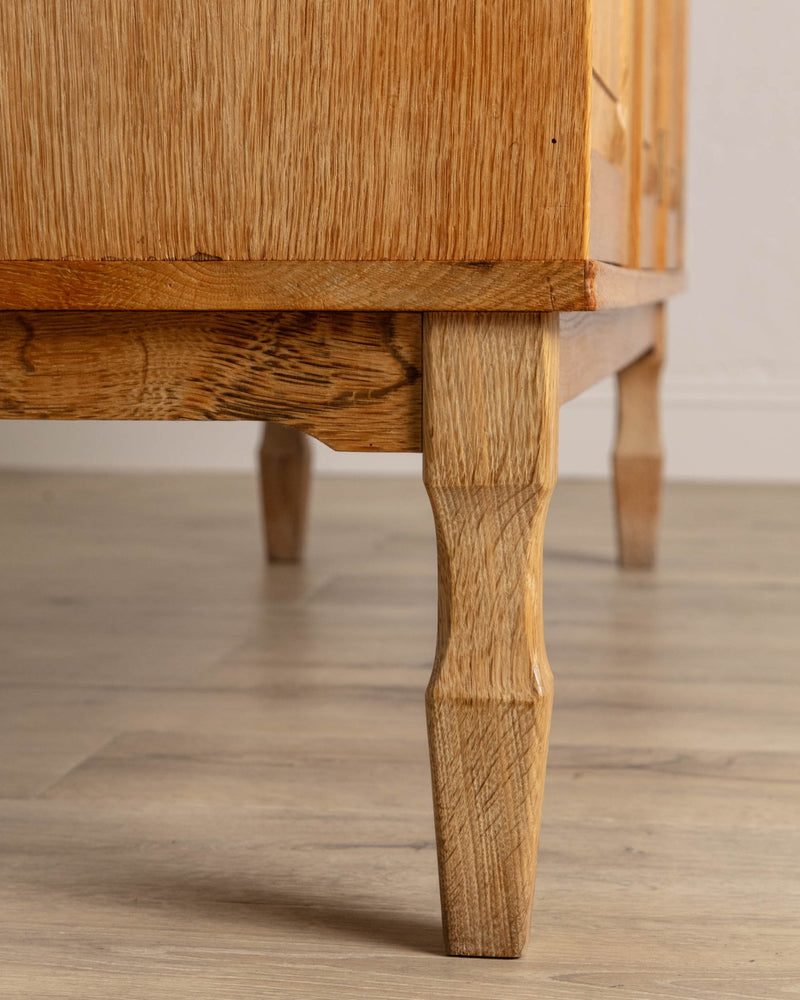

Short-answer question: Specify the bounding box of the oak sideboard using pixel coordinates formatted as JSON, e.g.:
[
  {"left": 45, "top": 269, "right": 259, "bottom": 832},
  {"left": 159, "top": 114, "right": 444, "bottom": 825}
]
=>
[{"left": 0, "top": 0, "right": 686, "bottom": 957}]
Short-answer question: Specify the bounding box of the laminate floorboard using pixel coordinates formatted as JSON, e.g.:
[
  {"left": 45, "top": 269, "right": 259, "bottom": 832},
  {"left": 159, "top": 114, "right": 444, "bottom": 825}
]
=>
[{"left": 0, "top": 473, "right": 798, "bottom": 998}]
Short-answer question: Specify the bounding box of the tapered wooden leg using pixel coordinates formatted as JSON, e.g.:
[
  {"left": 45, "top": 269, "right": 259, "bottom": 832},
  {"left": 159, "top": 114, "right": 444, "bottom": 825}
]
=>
[
  {"left": 422, "top": 312, "right": 559, "bottom": 958},
  {"left": 258, "top": 423, "right": 311, "bottom": 563},
  {"left": 614, "top": 303, "right": 665, "bottom": 569}
]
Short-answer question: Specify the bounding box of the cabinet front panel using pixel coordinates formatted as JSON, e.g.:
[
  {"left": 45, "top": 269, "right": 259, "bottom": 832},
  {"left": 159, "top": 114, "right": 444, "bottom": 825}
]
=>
[{"left": 0, "top": 0, "right": 590, "bottom": 263}]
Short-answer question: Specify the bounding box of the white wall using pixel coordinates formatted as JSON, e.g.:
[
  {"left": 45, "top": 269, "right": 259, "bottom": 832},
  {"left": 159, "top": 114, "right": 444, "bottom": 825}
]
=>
[{"left": 2, "top": 1, "right": 798, "bottom": 481}]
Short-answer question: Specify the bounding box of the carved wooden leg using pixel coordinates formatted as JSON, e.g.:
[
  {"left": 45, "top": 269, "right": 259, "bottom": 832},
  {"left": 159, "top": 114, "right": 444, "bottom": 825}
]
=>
[
  {"left": 258, "top": 423, "right": 311, "bottom": 563},
  {"left": 422, "top": 312, "right": 559, "bottom": 958},
  {"left": 614, "top": 303, "right": 665, "bottom": 569}
]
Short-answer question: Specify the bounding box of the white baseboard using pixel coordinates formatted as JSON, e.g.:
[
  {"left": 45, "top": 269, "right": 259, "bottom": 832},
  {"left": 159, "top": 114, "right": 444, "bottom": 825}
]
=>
[{"left": 0, "top": 377, "right": 798, "bottom": 481}]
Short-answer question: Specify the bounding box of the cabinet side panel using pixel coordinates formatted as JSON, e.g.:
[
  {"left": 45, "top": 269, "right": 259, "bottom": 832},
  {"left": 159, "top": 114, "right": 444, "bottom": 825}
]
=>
[
  {"left": 639, "top": 0, "right": 686, "bottom": 269},
  {"left": 0, "top": 0, "right": 590, "bottom": 263},
  {"left": 589, "top": 0, "right": 633, "bottom": 264},
  {"left": 590, "top": 0, "right": 686, "bottom": 268},
  {"left": 667, "top": 0, "right": 688, "bottom": 269}
]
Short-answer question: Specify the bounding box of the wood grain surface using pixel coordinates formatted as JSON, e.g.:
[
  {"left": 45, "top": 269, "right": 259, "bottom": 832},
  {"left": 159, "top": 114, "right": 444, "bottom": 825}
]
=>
[
  {"left": 0, "top": 260, "right": 682, "bottom": 312},
  {"left": 589, "top": 0, "right": 687, "bottom": 270},
  {"left": 638, "top": 0, "right": 687, "bottom": 269},
  {"left": 0, "top": 0, "right": 590, "bottom": 263},
  {"left": 0, "top": 311, "right": 422, "bottom": 452},
  {"left": 587, "top": 261, "right": 683, "bottom": 309},
  {"left": 0, "top": 304, "right": 672, "bottom": 451},
  {"left": 559, "top": 304, "right": 658, "bottom": 404},
  {"left": 423, "top": 312, "right": 559, "bottom": 956},
  {"left": 589, "top": 0, "right": 633, "bottom": 264}
]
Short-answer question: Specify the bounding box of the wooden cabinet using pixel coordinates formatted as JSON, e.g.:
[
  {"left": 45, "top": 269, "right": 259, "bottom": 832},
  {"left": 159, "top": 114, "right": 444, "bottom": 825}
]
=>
[
  {"left": 0, "top": 0, "right": 687, "bottom": 959},
  {"left": 0, "top": 0, "right": 684, "bottom": 309}
]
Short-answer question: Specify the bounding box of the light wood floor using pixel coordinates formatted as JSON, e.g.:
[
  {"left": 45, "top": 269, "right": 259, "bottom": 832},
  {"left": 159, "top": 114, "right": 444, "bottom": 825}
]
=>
[{"left": 0, "top": 472, "right": 798, "bottom": 998}]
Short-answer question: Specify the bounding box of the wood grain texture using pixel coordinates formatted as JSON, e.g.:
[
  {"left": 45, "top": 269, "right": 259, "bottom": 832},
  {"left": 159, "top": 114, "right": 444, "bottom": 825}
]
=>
[
  {"left": 668, "top": 0, "right": 688, "bottom": 269},
  {"left": 0, "top": 0, "right": 590, "bottom": 263},
  {"left": 587, "top": 261, "right": 684, "bottom": 309},
  {"left": 638, "top": 0, "right": 686, "bottom": 270},
  {"left": 589, "top": 151, "right": 628, "bottom": 265},
  {"left": 638, "top": 0, "right": 656, "bottom": 267},
  {"left": 423, "top": 312, "right": 559, "bottom": 957},
  {"left": 589, "top": 0, "right": 633, "bottom": 263},
  {"left": 0, "top": 260, "right": 682, "bottom": 312},
  {"left": 652, "top": 0, "right": 674, "bottom": 270},
  {"left": 0, "top": 302, "right": 668, "bottom": 454},
  {"left": 259, "top": 424, "right": 311, "bottom": 563},
  {"left": 614, "top": 302, "right": 665, "bottom": 568},
  {"left": 559, "top": 304, "right": 658, "bottom": 404},
  {"left": 626, "top": 0, "right": 646, "bottom": 266},
  {"left": 0, "top": 311, "right": 421, "bottom": 452},
  {"left": 589, "top": 0, "right": 687, "bottom": 269}
]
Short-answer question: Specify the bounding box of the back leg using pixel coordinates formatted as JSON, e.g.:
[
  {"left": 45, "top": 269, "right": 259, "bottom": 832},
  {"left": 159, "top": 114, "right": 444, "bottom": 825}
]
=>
[
  {"left": 614, "top": 303, "right": 665, "bottom": 569},
  {"left": 258, "top": 423, "right": 311, "bottom": 563}
]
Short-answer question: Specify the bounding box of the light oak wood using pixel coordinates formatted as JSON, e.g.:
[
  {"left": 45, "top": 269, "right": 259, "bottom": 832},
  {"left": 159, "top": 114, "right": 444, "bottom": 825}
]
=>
[
  {"left": 653, "top": 0, "right": 674, "bottom": 270},
  {"left": 0, "top": 0, "right": 687, "bottom": 289},
  {"left": 589, "top": 0, "right": 686, "bottom": 270},
  {"left": 559, "top": 304, "right": 658, "bottom": 404},
  {"left": 259, "top": 424, "right": 311, "bottom": 563},
  {"left": 589, "top": 0, "right": 633, "bottom": 264},
  {"left": 0, "top": 0, "right": 590, "bottom": 263},
  {"left": 0, "top": 306, "right": 667, "bottom": 452},
  {"left": 626, "top": 0, "right": 646, "bottom": 266},
  {"left": 588, "top": 261, "right": 684, "bottom": 309},
  {"left": 589, "top": 151, "right": 628, "bottom": 265},
  {"left": 0, "top": 311, "right": 421, "bottom": 452},
  {"left": 0, "top": 259, "right": 589, "bottom": 312},
  {"left": 668, "top": 0, "right": 688, "bottom": 269},
  {"left": 0, "top": 259, "right": 683, "bottom": 312},
  {"left": 638, "top": 0, "right": 686, "bottom": 270},
  {"left": 0, "top": 0, "right": 687, "bottom": 344},
  {"left": 614, "top": 303, "right": 665, "bottom": 568},
  {"left": 638, "top": 0, "right": 658, "bottom": 267},
  {"left": 423, "top": 312, "right": 559, "bottom": 957}
]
